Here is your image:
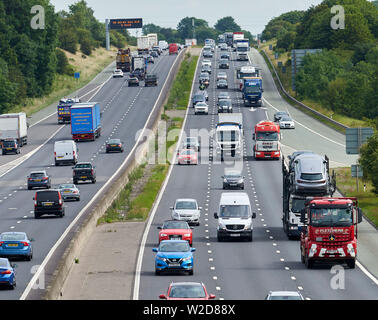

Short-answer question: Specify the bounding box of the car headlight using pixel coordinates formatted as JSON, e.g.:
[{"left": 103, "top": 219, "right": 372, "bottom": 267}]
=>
[
  {"left": 218, "top": 222, "right": 226, "bottom": 230},
  {"left": 183, "top": 233, "right": 191, "bottom": 237},
  {"left": 244, "top": 222, "right": 252, "bottom": 230},
  {"left": 182, "top": 256, "right": 191, "bottom": 262},
  {"left": 160, "top": 233, "right": 168, "bottom": 237},
  {"left": 157, "top": 257, "right": 167, "bottom": 262},
  {"left": 238, "top": 179, "right": 244, "bottom": 183},
  {"left": 223, "top": 179, "right": 228, "bottom": 183}
]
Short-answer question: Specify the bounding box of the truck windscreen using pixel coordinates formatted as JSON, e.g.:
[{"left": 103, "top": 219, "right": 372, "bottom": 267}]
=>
[
  {"left": 256, "top": 132, "right": 278, "bottom": 141},
  {"left": 291, "top": 198, "right": 306, "bottom": 213},
  {"left": 310, "top": 208, "right": 352, "bottom": 227},
  {"left": 245, "top": 86, "right": 261, "bottom": 93}
]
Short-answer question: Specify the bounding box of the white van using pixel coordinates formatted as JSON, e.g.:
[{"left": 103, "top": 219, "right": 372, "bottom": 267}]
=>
[
  {"left": 54, "top": 140, "right": 78, "bottom": 166},
  {"left": 214, "top": 192, "right": 256, "bottom": 242}
]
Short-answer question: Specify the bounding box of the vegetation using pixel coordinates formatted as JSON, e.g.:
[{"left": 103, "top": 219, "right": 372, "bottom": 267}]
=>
[{"left": 359, "top": 132, "right": 378, "bottom": 194}]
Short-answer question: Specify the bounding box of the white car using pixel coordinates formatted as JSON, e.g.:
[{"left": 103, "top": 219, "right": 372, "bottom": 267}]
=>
[
  {"left": 113, "top": 69, "right": 124, "bottom": 78},
  {"left": 202, "top": 59, "right": 212, "bottom": 68},
  {"left": 279, "top": 115, "right": 295, "bottom": 129},
  {"left": 265, "top": 291, "right": 304, "bottom": 300},
  {"left": 171, "top": 199, "right": 202, "bottom": 226},
  {"left": 194, "top": 102, "right": 208, "bottom": 115},
  {"left": 217, "top": 72, "right": 228, "bottom": 81}
]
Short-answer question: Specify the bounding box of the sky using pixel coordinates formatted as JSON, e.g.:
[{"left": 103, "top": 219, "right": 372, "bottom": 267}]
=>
[{"left": 51, "top": 0, "right": 324, "bottom": 36}]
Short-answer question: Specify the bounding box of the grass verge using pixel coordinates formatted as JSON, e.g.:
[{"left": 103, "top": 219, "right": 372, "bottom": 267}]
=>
[
  {"left": 334, "top": 167, "right": 378, "bottom": 228},
  {"left": 98, "top": 51, "right": 197, "bottom": 224}
]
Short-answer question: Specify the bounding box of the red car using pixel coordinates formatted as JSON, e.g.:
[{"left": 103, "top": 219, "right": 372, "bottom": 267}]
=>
[
  {"left": 158, "top": 220, "right": 193, "bottom": 245},
  {"left": 177, "top": 149, "right": 198, "bottom": 165},
  {"left": 159, "top": 282, "right": 216, "bottom": 300}
]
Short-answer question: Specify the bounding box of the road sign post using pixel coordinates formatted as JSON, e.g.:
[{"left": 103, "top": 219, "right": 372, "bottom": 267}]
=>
[
  {"left": 351, "top": 164, "right": 363, "bottom": 192},
  {"left": 346, "top": 127, "right": 374, "bottom": 154}
]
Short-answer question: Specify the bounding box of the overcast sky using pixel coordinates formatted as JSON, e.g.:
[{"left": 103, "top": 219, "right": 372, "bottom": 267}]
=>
[{"left": 51, "top": 0, "right": 324, "bottom": 35}]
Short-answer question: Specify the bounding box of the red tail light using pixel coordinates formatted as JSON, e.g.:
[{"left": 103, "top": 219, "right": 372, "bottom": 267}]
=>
[
  {"left": 34, "top": 193, "right": 37, "bottom": 206},
  {"left": 73, "top": 151, "right": 75, "bottom": 157},
  {"left": 91, "top": 169, "right": 94, "bottom": 176},
  {"left": 0, "top": 270, "right": 12, "bottom": 274},
  {"left": 42, "top": 177, "right": 48, "bottom": 180},
  {"left": 58, "top": 192, "right": 62, "bottom": 205},
  {"left": 21, "top": 242, "right": 29, "bottom": 246},
  {"left": 54, "top": 152, "right": 56, "bottom": 157},
  {"left": 0, "top": 242, "right": 3, "bottom": 246}
]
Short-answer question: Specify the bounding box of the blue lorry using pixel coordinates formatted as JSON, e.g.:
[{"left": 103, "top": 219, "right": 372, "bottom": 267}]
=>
[
  {"left": 242, "top": 78, "right": 263, "bottom": 107},
  {"left": 70, "top": 103, "right": 101, "bottom": 142},
  {"left": 57, "top": 98, "right": 80, "bottom": 124}
]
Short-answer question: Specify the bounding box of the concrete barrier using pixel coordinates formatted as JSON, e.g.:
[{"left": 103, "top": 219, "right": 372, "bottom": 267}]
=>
[{"left": 43, "top": 49, "right": 187, "bottom": 300}]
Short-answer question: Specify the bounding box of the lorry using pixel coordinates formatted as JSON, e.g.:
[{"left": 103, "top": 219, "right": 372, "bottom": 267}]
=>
[
  {"left": 215, "top": 113, "right": 243, "bottom": 160},
  {"left": 57, "top": 98, "right": 80, "bottom": 124},
  {"left": 299, "top": 197, "right": 362, "bottom": 269},
  {"left": 236, "top": 40, "right": 249, "bottom": 60},
  {"left": 224, "top": 32, "right": 234, "bottom": 46},
  {"left": 237, "top": 66, "right": 261, "bottom": 91},
  {"left": 169, "top": 43, "right": 178, "bottom": 55},
  {"left": 0, "top": 112, "right": 28, "bottom": 147},
  {"left": 147, "top": 33, "right": 158, "bottom": 49},
  {"left": 137, "top": 36, "right": 149, "bottom": 55},
  {"left": 232, "top": 32, "right": 244, "bottom": 50},
  {"left": 70, "top": 103, "right": 101, "bottom": 142},
  {"left": 158, "top": 40, "right": 168, "bottom": 51},
  {"left": 242, "top": 77, "right": 263, "bottom": 107},
  {"left": 282, "top": 152, "right": 336, "bottom": 239},
  {"left": 131, "top": 56, "right": 147, "bottom": 80},
  {"left": 116, "top": 48, "right": 131, "bottom": 72},
  {"left": 185, "top": 38, "right": 197, "bottom": 46},
  {"left": 253, "top": 121, "right": 280, "bottom": 160}
]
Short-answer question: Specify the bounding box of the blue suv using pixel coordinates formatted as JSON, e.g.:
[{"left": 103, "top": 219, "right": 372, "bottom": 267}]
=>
[{"left": 153, "top": 240, "right": 195, "bottom": 275}]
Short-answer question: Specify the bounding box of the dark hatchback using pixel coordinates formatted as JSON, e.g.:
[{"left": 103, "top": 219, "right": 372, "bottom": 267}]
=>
[
  {"left": 128, "top": 76, "right": 139, "bottom": 86},
  {"left": 34, "top": 189, "right": 65, "bottom": 219},
  {"left": 73, "top": 162, "right": 96, "bottom": 184},
  {"left": 106, "top": 139, "right": 124, "bottom": 153},
  {"left": 1, "top": 139, "right": 20, "bottom": 155},
  {"left": 192, "top": 93, "right": 206, "bottom": 107},
  {"left": 222, "top": 171, "right": 245, "bottom": 189},
  {"left": 27, "top": 171, "right": 51, "bottom": 190}
]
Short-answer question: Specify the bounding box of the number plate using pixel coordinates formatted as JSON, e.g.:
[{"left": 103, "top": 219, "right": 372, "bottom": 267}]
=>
[
  {"left": 7, "top": 244, "right": 18, "bottom": 247},
  {"left": 81, "top": 176, "right": 87, "bottom": 179},
  {"left": 169, "top": 263, "right": 180, "bottom": 267},
  {"left": 35, "top": 179, "right": 41, "bottom": 182},
  {"left": 6, "top": 148, "right": 12, "bottom": 150},
  {"left": 43, "top": 202, "right": 53, "bottom": 206},
  {"left": 230, "top": 233, "right": 240, "bottom": 237}
]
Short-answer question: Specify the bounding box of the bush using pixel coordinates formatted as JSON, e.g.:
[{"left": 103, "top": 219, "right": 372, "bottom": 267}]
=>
[
  {"left": 55, "top": 49, "right": 69, "bottom": 74},
  {"left": 59, "top": 28, "right": 78, "bottom": 54},
  {"left": 80, "top": 38, "right": 93, "bottom": 56},
  {"left": 359, "top": 132, "right": 378, "bottom": 194}
]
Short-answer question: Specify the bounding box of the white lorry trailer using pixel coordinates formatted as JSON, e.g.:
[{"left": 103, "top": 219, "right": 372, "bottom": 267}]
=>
[
  {"left": 215, "top": 113, "right": 243, "bottom": 160},
  {"left": 137, "top": 36, "right": 149, "bottom": 54},
  {"left": 0, "top": 112, "right": 28, "bottom": 146}
]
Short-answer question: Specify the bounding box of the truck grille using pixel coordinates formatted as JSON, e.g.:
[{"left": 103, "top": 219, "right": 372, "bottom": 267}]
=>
[{"left": 226, "top": 225, "right": 244, "bottom": 230}]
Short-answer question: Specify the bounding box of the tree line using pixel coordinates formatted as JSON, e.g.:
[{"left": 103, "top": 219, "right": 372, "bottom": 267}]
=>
[
  {"left": 0, "top": 0, "right": 130, "bottom": 115},
  {"left": 142, "top": 16, "right": 256, "bottom": 45}
]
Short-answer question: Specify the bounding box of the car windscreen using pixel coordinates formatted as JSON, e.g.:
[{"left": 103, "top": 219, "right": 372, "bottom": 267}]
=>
[
  {"left": 108, "top": 139, "right": 121, "bottom": 144},
  {"left": 159, "top": 242, "right": 190, "bottom": 252},
  {"left": 169, "top": 285, "right": 206, "bottom": 298},
  {"left": 220, "top": 205, "right": 250, "bottom": 218},
  {"left": 0, "top": 260, "right": 9, "bottom": 268},
  {"left": 300, "top": 173, "right": 323, "bottom": 181},
  {"left": 193, "top": 95, "right": 205, "bottom": 101},
  {"left": 175, "top": 201, "right": 197, "bottom": 210},
  {"left": 180, "top": 150, "right": 195, "bottom": 155},
  {"left": 3, "top": 141, "right": 15, "bottom": 147},
  {"left": 75, "top": 164, "right": 91, "bottom": 169},
  {"left": 162, "top": 221, "right": 189, "bottom": 229},
  {"left": 310, "top": 208, "right": 352, "bottom": 227},
  {"left": 0, "top": 233, "right": 25, "bottom": 241},
  {"left": 270, "top": 296, "right": 302, "bottom": 300},
  {"left": 59, "top": 184, "right": 75, "bottom": 189},
  {"left": 36, "top": 191, "right": 59, "bottom": 201},
  {"left": 280, "top": 116, "right": 292, "bottom": 121},
  {"left": 245, "top": 86, "right": 261, "bottom": 93},
  {"left": 225, "top": 173, "right": 242, "bottom": 179},
  {"left": 219, "top": 100, "right": 231, "bottom": 107},
  {"left": 30, "top": 172, "right": 45, "bottom": 178},
  {"left": 217, "top": 130, "right": 239, "bottom": 142},
  {"left": 256, "top": 132, "right": 278, "bottom": 141}
]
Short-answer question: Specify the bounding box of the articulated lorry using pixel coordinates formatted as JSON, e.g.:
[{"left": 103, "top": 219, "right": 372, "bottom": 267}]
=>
[
  {"left": 131, "top": 56, "right": 147, "bottom": 80},
  {"left": 57, "top": 98, "right": 80, "bottom": 124},
  {"left": 116, "top": 48, "right": 131, "bottom": 72},
  {"left": 282, "top": 152, "right": 336, "bottom": 239},
  {"left": 299, "top": 197, "right": 362, "bottom": 269},
  {"left": 236, "top": 40, "right": 249, "bottom": 61},
  {"left": 253, "top": 121, "right": 280, "bottom": 160},
  {"left": 242, "top": 77, "right": 263, "bottom": 107},
  {"left": 215, "top": 113, "right": 243, "bottom": 160},
  {"left": 70, "top": 103, "right": 101, "bottom": 142},
  {"left": 0, "top": 112, "right": 28, "bottom": 146},
  {"left": 137, "top": 36, "right": 149, "bottom": 55},
  {"left": 147, "top": 33, "right": 158, "bottom": 49}
]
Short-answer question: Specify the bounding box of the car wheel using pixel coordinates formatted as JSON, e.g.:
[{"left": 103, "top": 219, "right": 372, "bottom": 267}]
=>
[
  {"left": 347, "top": 259, "right": 355, "bottom": 269},
  {"left": 28, "top": 186, "right": 32, "bottom": 190},
  {"left": 240, "top": 184, "right": 244, "bottom": 190},
  {"left": 10, "top": 280, "right": 16, "bottom": 290},
  {"left": 155, "top": 269, "right": 161, "bottom": 275},
  {"left": 217, "top": 234, "right": 223, "bottom": 242},
  {"left": 34, "top": 213, "right": 40, "bottom": 219},
  {"left": 25, "top": 254, "right": 32, "bottom": 261},
  {"left": 188, "top": 269, "right": 194, "bottom": 276}
]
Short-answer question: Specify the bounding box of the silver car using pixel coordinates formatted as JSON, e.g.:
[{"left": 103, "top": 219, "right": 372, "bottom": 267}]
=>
[
  {"left": 291, "top": 154, "right": 329, "bottom": 194},
  {"left": 58, "top": 184, "right": 80, "bottom": 201},
  {"left": 279, "top": 115, "right": 295, "bottom": 129},
  {"left": 171, "top": 199, "right": 202, "bottom": 226},
  {"left": 265, "top": 291, "right": 304, "bottom": 300},
  {"left": 183, "top": 137, "right": 200, "bottom": 152},
  {"left": 217, "top": 72, "right": 228, "bottom": 81}
]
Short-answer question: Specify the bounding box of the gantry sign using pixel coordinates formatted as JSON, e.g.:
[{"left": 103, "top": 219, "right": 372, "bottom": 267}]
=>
[{"left": 109, "top": 18, "right": 143, "bottom": 29}]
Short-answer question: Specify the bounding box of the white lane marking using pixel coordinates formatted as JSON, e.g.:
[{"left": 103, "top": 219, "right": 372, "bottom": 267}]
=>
[
  {"left": 356, "top": 261, "right": 378, "bottom": 286},
  {"left": 21, "top": 53, "right": 184, "bottom": 301}
]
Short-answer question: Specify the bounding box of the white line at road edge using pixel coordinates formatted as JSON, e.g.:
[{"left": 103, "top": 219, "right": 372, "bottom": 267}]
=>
[
  {"left": 133, "top": 49, "right": 202, "bottom": 300},
  {"left": 20, "top": 51, "right": 183, "bottom": 300}
]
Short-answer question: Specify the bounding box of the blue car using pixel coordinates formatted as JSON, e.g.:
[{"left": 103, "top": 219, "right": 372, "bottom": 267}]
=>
[
  {"left": 0, "top": 258, "right": 16, "bottom": 289},
  {"left": 153, "top": 240, "right": 195, "bottom": 275},
  {"left": 0, "top": 232, "right": 33, "bottom": 261}
]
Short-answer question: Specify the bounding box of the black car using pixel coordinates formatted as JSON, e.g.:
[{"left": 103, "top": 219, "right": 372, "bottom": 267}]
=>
[
  {"left": 217, "top": 92, "right": 231, "bottom": 102},
  {"left": 27, "top": 171, "right": 51, "bottom": 190},
  {"left": 274, "top": 111, "right": 289, "bottom": 122},
  {"left": 218, "top": 59, "right": 229, "bottom": 69},
  {"left": 106, "top": 139, "right": 124, "bottom": 153},
  {"left": 192, "top": 93, "right": 206, "bottom": 107},
  {"left": 150, "top": 51, "right": 159, "bottom": 58},
  {"left": 128, "top": 76, "right": 139, "bottom": 86},
  {"left": 33, "top": 189, "right": 65, "bottom": 219},
  {"left": 218, "top": 99, "right": 233, "bottom": 113},
  {"left": 147, "top": 55, "right": 154, "bottom": 64},
  {"left": 222, "top": 171, "right": 245, "bottom": 189},
  {"left": 201, "top": 65, "right": 211, "bottom": 74},
  {"left": 145, "top": 74, "right": 158, "bottom": 86},
  {"left": 199, "top": 72, "right": 210, "bottom": 84},
  {"left": 1, "top": 139, "right": 20, "bottom": 155},
  {"left": 220, "top": 53, "right": 230, "bottom": 60},
  {"left": 72, "top": 162, "right": 96, "bottom": 184},
  {"left": 217, "top": 79, "right": 228, "bottom": 89}
]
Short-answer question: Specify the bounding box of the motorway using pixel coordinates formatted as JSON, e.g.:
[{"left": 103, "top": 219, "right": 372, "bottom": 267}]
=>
[
  {"left": 0, "top": 50, "right": 179, "bottom": 299},
  {"left": 137, "top": 46, "right": 378, "bottom": 300}
]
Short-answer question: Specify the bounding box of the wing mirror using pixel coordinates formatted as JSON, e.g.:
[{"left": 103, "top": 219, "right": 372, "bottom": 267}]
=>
[
  {"left": 252, "top": 212, "right": 257, "bottom": 219},
  {"left": 300, "top": 208, "right": 307, "bottom": 224},
  {"left": 157, "top": 226, "right": 161, "bottom": 229},
  {"left": 159, "top": 294, "right": 167, "bottom": 299},
  {"left": 170, "top": 206, "right": 174, "bottom": 210},
  {"left": 191, "top": 248, "right": 196, "bottom": 252},
  {"left": 209, "top": 294, "right": 216, "bottom": 299},
  {"left": 214, "top": 212, "right": 218, "bottom": 219},
  {"left": 357, "top": 208, "right": 363, "bottom": 224},
  {"left": 152, "top": 248, "right": 158, "bottom": 253},
  {"left": 252, "top": 133, "right": 255, "bottom": 140}
]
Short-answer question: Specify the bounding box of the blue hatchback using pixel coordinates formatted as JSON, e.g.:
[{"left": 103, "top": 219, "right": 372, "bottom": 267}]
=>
[
  {"left": 0, "top": 258, "right": 16, "bottom": 289},
  {"left": 153, "top": 240, "right": 195, "bottom": 275},
  {"left": 0, "top": 232, "right": 33, "bottom": 261}
]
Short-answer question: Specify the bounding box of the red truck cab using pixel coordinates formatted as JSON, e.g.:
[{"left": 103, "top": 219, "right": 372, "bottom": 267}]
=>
[
  {"left": 253, "top": 121, "right": 281, "bottom": 160},
  {"left": 300, "top": 197, "right": 363, "bottom": 269},
  {"left": 169, "top": 43, "right": 178, "bottom": 55}
]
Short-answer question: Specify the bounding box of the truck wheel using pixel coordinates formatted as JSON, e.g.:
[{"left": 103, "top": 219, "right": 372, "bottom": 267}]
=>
[
  {"left": 217, "top": 233, "right": 223, "bottom": 242},
  {"left": 305, "top": 256, "right": 313, "bottom": 269},
  {"left": 300, "top": 250, "right": 305, "bottom": 263},
  {"left": 346, "top": 260, "right": 355, "bottom": 269}
]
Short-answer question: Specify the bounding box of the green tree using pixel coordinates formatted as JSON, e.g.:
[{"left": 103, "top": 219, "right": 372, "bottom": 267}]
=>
[
  {"left": 359, "top": 132, "right": 378, "bottom": 194},
  {"left": 177, "top": 17, "right": 208, "bottom": 40},
  {"left": 214, "top": 16, "right": 241, "bottom": 33}
]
